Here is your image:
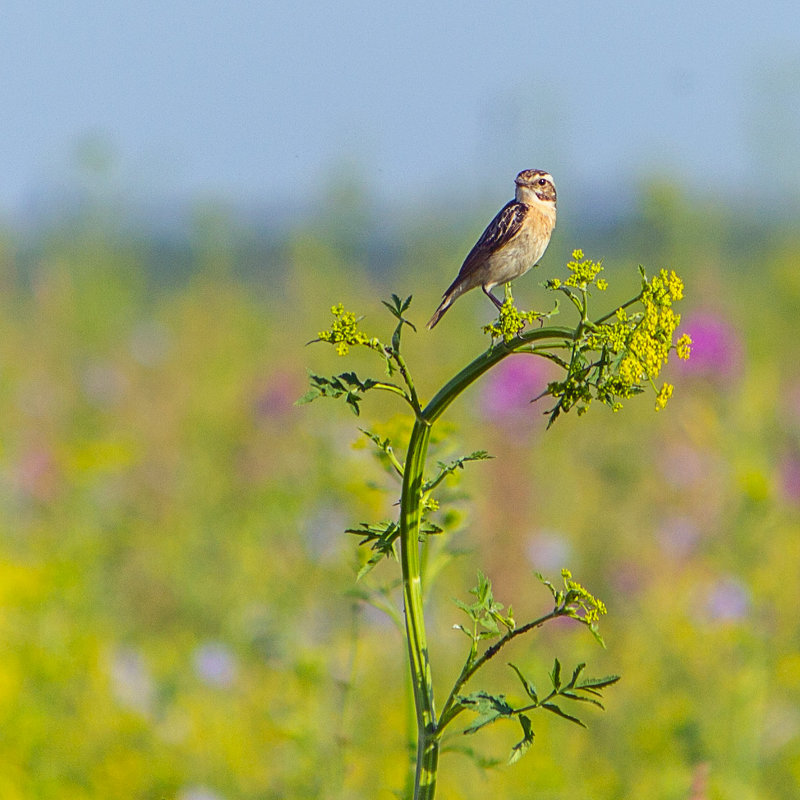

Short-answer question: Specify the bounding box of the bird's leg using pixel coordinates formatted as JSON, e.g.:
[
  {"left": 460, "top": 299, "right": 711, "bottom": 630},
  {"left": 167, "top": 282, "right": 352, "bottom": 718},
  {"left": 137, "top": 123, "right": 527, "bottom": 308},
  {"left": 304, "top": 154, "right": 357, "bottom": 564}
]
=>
[{"left": 483, "top": 285, "right": 504, "bottom": 310}]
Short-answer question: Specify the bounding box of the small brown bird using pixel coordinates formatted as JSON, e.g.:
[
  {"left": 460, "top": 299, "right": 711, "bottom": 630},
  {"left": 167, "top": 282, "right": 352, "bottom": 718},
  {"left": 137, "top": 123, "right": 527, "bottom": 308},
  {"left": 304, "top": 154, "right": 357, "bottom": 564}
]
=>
[{"left": 427, "top": 169, "right": 557, "bottom": 329}]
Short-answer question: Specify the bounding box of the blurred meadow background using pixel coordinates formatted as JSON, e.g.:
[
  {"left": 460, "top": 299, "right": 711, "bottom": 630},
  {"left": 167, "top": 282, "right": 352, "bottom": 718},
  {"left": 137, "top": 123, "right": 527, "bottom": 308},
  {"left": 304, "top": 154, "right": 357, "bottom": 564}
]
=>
[{"left": 2, "top": 3, "right": 800, "bottom": 799}]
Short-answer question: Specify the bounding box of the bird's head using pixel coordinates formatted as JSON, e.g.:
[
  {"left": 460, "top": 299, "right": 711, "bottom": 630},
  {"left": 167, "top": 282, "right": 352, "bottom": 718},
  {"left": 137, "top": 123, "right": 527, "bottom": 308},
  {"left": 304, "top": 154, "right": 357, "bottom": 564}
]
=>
[{"left": 514, "top": 170, "right": 556, "bottom": 209}]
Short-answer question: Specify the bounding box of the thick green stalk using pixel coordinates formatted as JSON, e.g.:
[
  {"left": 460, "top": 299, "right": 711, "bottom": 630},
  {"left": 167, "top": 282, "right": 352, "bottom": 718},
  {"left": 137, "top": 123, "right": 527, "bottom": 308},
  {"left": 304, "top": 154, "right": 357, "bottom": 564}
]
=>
[
  {"left": 399, "top": 325, "right": 573, "bottom": 800},
  {"left": 400, "top": 418, "right": 438, "bottom": 799}
]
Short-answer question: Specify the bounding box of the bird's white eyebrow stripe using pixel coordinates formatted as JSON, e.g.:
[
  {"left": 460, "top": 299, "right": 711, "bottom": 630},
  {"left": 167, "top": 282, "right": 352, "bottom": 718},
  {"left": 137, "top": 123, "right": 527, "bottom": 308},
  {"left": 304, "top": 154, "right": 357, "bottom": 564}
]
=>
[{"left": 517, "top": 170, "right": 554, "bottom": 185}]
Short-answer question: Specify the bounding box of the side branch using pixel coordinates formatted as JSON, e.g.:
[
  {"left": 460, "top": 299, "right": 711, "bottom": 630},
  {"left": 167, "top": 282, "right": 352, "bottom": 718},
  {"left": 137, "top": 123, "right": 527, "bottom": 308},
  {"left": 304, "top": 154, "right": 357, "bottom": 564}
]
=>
[{"left": 437, "top": 609, "right": 563, "bottom": 731}]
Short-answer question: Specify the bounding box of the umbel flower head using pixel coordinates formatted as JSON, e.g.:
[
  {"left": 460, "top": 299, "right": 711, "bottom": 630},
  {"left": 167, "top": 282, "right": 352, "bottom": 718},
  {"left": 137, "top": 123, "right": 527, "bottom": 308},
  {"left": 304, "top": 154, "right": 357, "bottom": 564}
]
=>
[
  {"left": 316, "top": 304, "right": 377, "bottom": 356},
  {"left": 544, "top": 261, "right": 691, "bottom": 423}
]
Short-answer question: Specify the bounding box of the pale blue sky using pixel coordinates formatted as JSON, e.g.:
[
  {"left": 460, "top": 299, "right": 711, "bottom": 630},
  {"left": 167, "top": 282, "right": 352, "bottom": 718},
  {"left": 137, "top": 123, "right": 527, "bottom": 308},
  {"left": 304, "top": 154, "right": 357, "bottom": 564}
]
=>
[{"left": 2, "top": 1, "right": 799, "bottom": 217}]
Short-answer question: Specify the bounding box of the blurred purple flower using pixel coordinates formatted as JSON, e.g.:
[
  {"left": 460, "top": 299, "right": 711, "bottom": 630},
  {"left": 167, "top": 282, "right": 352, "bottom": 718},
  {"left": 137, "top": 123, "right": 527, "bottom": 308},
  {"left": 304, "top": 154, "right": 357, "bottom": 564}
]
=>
[
  {"left": 108, "top": 647, "right": 154, "bottom": 715},
  {"left": 659, "top": 442, "right": 709, "bottom": 490},
  {"left": 300, "top": 505, "right": 346, "bottom": 562},
  {"left": 480, "top": 355, "right": 553, "bottom": 424},
  {"left": 15, "top": 444, "right": 59, "bottom": 502},
  {"left": 675, "top": 311, "right": 743, "bottom": 381},
  {"left": 705, "top": 576, "right": 750, "bottom": 622},
  {"left": 525, "top": 529, "right": 572, "bottom": 572},
  {"left": 193, "top": 642, "right": 238, "bottom": 688},
  {"left": 253, "top": 370, "right": 299, "bottom": 420},
  {"left": 611, "top": 561, "right": 645, "bottom": 596},
  {"left": 782, "top": 380, "right": 800, "bottom": 431},
  {"left": 779, "top": 452, "right": 800, "bottom": 506},
  {"left": 656, "top": 515, "right": 701, "bottom": 559}
]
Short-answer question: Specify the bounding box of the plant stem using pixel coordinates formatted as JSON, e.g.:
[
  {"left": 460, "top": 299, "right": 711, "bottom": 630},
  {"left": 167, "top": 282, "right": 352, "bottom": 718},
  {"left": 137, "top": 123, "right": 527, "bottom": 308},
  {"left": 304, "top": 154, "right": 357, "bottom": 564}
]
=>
[
  {"left": 400, "top": 417, "right": 438, "bottom": 799},
  {"left": 437, "top": 608, "right": 563, "bottom": 731},
  {"left": 399, "top": 324, "right": 574, "bottom": 799}
]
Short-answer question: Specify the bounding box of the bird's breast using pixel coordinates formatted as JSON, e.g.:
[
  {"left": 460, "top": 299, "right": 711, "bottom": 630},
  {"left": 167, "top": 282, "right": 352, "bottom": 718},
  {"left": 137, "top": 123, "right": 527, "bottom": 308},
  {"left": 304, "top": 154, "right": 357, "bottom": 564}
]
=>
[{"left": 482, "top": 211, "right": 554, "bottom": 289}]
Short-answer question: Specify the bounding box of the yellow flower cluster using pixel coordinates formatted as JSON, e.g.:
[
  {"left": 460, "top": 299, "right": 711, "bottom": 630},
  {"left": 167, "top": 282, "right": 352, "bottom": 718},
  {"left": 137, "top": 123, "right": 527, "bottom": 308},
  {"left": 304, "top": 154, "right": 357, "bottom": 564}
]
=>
[
  {"left": 317, "top": 303, "right": 377, "bottom": 356},
  {"left": 676, "top": 333, "right": 692, "bottom": 360},
  {"left": 577, "top": 268, "right": 689, "bottom": 413},
  {"left": 564, "top": 249, "right": 605, "bottom": 289},
  {"left": 612, "top": 272, "right": 682, "bottom": 398},
  {"left": 561, "top": 568, "right": 608, "bottom": 626},
  {"left": 655, "top": 382, "right": 674, "bottom": 411},
  {"left": 482, "top": 292, "right": 541, "bottom": 343}
]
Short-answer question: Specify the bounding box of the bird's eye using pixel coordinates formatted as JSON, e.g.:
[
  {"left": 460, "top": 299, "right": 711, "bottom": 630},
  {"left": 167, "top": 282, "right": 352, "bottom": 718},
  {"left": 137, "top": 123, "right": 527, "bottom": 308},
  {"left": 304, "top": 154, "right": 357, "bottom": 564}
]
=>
[{"left": 538, "top": 178, "right": 547, "bottom": 186}]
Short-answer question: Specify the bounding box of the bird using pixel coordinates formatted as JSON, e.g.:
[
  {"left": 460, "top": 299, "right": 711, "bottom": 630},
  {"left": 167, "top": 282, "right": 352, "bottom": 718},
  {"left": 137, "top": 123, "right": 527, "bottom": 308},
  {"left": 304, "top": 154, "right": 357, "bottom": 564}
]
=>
[{"left": 427, "top": 169, "right": 557, "bottom": 329}]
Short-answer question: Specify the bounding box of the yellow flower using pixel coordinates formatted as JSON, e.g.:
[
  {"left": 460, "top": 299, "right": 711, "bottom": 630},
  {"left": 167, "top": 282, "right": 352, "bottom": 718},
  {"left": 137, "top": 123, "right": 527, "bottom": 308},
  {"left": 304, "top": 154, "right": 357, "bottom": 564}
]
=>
[
  {"left": 655, "top": 383, "right": 674, "bottom": 411},
  {"left": 676, "top": 333, "right": 692, "bottom": 360}
]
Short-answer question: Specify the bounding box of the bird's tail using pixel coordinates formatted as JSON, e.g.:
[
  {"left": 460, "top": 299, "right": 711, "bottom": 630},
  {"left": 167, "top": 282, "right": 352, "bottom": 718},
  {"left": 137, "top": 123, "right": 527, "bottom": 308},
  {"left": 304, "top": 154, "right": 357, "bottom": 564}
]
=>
[
  {"left": 426, "top": 293, "right": 454, "bottom": 330},
  {"left": 427, "top": 276, "right": 471, "bottom": 330}
]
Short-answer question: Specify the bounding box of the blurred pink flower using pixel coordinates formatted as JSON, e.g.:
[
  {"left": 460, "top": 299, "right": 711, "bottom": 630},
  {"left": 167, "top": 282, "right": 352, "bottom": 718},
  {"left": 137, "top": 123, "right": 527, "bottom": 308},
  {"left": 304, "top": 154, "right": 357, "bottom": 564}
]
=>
[
  {"left": 659, "top": 442, "right": 710, "bottom": 490},
  {"left": 656, "top": 515, "right": 701, "bottom": 559},
  {"left": 611, "top": 560, "right": 645, "bottom": 596},
  {"left": 480, "top": 355, "right": 554, "bottom": 425},
  {"left": 779, "top": 452, "right": 800, "bottom": 506},
  {"left": 253, "top": 370, "right": 300, "bottom": 420},
  {"left": 525, "top": 529, "right": 572, "bottom": 572},
  {"left": 675, "top": 311, "right": 743, "bottom": 381},
  {"left": 15, "top": 444, "right": 59, "bottom": 502},
  {"left": 782, "top": 379, "right": 800, "bottom": 430},
  {"left": 704, "top": 576, "right": 750, "bottom": 622}
]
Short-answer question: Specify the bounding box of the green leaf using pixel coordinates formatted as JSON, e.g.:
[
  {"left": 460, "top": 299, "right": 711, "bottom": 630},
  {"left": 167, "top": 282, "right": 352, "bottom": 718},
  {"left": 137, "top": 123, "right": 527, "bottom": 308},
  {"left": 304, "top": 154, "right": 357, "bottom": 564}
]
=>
[
  {"left": 566, "top": 662, "right": 586, "bottom": 689},
  {"left": 559, "top": 690, "right": 605, "bottom": 709},
  {"left": 540, "top": 702, "right": 586, "bottom": 728},
  {"left": 457, "top": 691, "right": 515, "bottom": 734},
  {"left": 474, "top": 571, "right": 492, "bottom": 605},
  {"left": 358, "top": 428, "right": 403, "bottom": 476},
  {"left": 536, "top": 572, "right": 562, "bottom": 604},
  {"left": 479, "top": 615, "right": 500, "bottom": 634},
  {"left": 298, "top": 370, "right": 388, "bottom": 416},
  {"left": 577, "top": 674, "right": 621, "bottom": 690},
  {"left": 346, "top": 520, "right": 401, "bottom": 571},
  {"left": 508, "top": 714, "right": 535, "bottom": 765},
  {"left": 453, "top": 597, "right": 477, "bottom": 619},
  {"left": 295, "top": 389, "right": 321, "bottom": 406},
  {"left": 419, "top": 521, "right": 444, "bottom": 536},
  {"left": 422, "top": 450, "right": 493, "bottom": 492},
  {"left": 382, "top": 294, "right": 416, "bottom": 323},
  {"left": 381, "top": 294, "right": 417, "bottom": 354},
  {"left": 550, "top": 658, "right": 562, "bottom": 691},
  {"left": 440, "top": 744, "right": 502, "bottom": 770},
  {"left": 355, "top": 551, "right": 389, "bottom": 581},
  {"left": 586, "top": 623, "right": 607, "bottom": 648},
  {"left": 508, "top": 663, "right": 538, "bottom": 703}
]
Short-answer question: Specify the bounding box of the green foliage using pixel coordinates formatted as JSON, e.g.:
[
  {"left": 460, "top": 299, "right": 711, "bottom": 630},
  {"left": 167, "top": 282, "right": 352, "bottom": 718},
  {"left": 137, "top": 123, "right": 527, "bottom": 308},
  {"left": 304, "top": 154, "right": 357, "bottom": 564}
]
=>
[
  {"left": 442, "top": 570, "right": 615, "bottom": 767},
  {"left": 301, "top": 264, "right": 676, "bottom": 797},
  {"left": 455, "top": 658, "right": 619, "bottom": 765},
  {"left": 454, "top": 570, "right": 516, "bottom": 640},
  {"left": 423, "top": 450, "right": 493, "bottom": 493},
  {"left": 298, "top": 370, "right": 382, "bottom": 415},
  {"left": 7, "top": 189, "right": 800, "bottom": 800}
]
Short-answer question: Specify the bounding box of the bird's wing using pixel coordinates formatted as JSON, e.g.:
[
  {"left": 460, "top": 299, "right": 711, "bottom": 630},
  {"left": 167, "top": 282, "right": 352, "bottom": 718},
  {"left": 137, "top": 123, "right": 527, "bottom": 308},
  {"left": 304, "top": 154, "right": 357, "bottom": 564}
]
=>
[{"left": 456, "top": 201, "right": 527, "bottom": 279}]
